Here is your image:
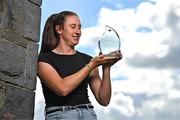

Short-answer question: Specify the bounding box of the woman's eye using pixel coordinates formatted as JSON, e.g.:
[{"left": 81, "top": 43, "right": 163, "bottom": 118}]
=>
[{"left": 70, "top": 25, "right": 76, "bottom": 29}]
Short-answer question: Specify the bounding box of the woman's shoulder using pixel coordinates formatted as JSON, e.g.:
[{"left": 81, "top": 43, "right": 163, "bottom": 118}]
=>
[
  {"left": 38, "top": 51, "right": 53, "bottom": 63},
  {"left": 38, "top": 51, "right": 50, "bottom": 58}
]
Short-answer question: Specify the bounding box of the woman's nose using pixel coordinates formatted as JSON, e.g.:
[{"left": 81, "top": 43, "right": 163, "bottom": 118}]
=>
[{"left": 75, "top": 27, "right": 81, "bottom": 34}]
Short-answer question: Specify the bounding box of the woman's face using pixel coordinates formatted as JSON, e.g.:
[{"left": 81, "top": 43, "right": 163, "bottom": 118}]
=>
[{"left": 59, "top": 15, "right": 81, "bottom": 46}]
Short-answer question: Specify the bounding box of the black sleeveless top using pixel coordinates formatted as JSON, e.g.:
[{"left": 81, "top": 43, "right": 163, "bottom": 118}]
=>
[{"left": 38, "top": 51, "right": 92, "bottom": 108}]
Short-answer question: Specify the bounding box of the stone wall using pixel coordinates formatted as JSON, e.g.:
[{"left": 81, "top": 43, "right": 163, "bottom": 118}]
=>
[{"left": 0, "top": 0, "right": 41, "bottom": 119}]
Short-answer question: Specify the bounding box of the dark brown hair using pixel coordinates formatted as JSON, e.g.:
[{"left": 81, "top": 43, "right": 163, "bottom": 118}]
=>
[{"left": 40, "top": 11, "right": 78, "bottom": 53}]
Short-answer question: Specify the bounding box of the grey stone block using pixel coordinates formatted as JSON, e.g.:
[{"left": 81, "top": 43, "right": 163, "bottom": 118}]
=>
[
  {"left": 0, "top": 0, "right": 41, "bottom": 42},
  {"left": 0, "top": 36, "right": 39, "bottom": 90},
  {"left": 0, "top": 81, "right": 35, "bottom": 119},
  {"left": 0, "top": 27, "right": 28, "bottom": 48},
  {"left": 0, "top": 38, "right": 26, "bottom": 86}
]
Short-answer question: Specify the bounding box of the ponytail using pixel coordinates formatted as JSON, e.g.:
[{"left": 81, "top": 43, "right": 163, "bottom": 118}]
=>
[{"left": 40, "top": 14, "right": 58, "bottom": 53}]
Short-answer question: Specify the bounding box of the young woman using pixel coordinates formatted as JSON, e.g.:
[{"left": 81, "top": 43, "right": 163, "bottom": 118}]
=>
[{"left": 37, "top": 11, "right": 122, "bottom": 120}]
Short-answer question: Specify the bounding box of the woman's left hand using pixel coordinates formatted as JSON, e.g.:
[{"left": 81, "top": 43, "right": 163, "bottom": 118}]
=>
[{"left": 101, "top": 50, "right": 123, "bottom": 69}]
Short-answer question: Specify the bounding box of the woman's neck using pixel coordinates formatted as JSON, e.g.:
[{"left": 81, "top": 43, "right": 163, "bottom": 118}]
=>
[{"left": 52, "top": 46, "right": 76, "bottom": 55}]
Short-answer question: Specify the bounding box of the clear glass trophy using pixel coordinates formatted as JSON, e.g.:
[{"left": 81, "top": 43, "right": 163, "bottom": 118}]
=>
[{"left": 98, "top": 25, "right": 121, "bottom": 59}]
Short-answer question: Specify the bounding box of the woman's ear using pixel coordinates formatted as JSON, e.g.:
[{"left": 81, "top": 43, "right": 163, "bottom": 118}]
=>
[{"left": 55, "top": 25, "right": 62, "bottom": 34}]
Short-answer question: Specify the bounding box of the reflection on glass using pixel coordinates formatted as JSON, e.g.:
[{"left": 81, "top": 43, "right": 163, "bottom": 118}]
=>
[{"left": 98, "top": 25, "right": 121, "bottom": 59}]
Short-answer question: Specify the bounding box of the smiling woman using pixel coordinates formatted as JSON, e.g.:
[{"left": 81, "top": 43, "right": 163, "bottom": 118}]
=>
[{"left": 37, "top": 10, "right": 122, "bottom": 120}]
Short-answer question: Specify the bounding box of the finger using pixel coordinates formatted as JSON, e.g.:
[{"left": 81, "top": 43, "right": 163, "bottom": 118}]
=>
[{"left": 98, "top": 54, "right": 105, "bottom": 59}]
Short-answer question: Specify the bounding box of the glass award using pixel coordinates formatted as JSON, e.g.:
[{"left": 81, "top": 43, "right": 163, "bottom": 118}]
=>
[{"left": 98, "top": 25, "right": 121, "bottom": 59}]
